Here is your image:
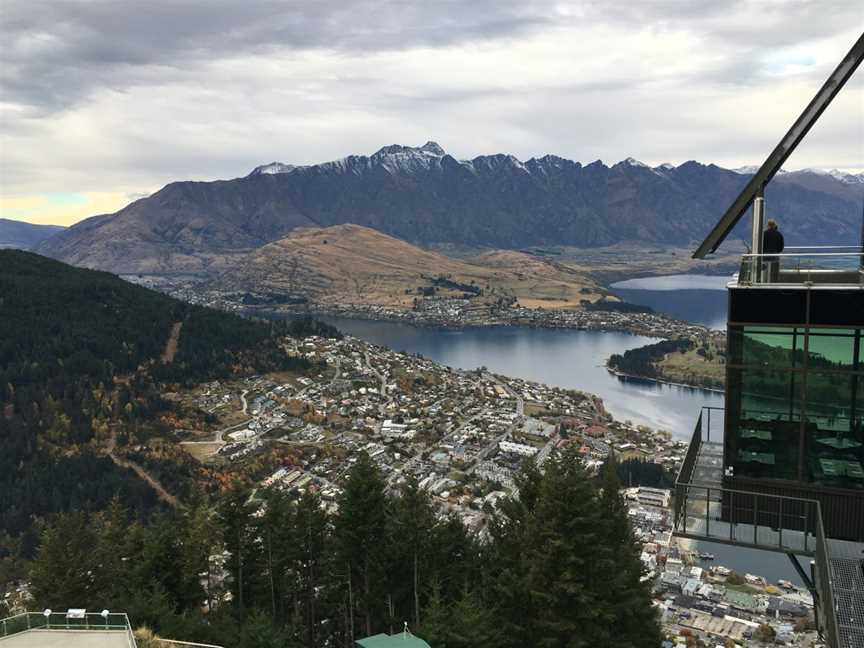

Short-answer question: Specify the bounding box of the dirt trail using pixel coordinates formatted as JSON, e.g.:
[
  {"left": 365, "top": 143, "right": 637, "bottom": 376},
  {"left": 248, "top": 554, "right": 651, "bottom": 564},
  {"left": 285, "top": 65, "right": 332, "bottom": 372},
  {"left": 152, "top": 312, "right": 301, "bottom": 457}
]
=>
[
  {"left": 107, "top": 429, "right": 182, "bottom": 509},
  {"left": 161, "top": 321, "right": 183, "bottom": 363}
]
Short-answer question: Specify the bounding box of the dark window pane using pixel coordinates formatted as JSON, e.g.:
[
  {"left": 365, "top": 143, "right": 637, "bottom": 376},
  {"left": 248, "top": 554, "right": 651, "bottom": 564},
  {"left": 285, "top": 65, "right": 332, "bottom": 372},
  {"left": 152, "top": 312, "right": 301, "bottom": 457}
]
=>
[
  {"left": 727, "top": 368, "right": 801, "bottom": 481},
  {"left": 806, "top": 372, "right": 864, "bottom": 489},
  {"left": 805, "top": 328, "right": 855, "bottom": 372},
  {"left": 731, "top": 326, "right": 800, "bottom": 368}
]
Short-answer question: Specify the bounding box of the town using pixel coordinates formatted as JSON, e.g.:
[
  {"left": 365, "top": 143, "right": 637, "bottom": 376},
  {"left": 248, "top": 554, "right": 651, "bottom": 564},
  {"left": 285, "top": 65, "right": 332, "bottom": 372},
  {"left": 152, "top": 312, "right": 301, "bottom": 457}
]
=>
[
  {"left": 174, "top": 332, "right": 817, "bottom": 648},
  {"left": 123, "top": 274, "right": 713, "bottom": 340}
]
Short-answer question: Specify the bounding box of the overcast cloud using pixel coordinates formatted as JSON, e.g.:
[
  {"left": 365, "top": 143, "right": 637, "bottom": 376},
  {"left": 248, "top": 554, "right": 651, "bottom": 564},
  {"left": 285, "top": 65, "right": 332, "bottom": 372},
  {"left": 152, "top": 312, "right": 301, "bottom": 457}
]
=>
[{"left": 1, "top": 0, "right": 862, "bottom": 225}]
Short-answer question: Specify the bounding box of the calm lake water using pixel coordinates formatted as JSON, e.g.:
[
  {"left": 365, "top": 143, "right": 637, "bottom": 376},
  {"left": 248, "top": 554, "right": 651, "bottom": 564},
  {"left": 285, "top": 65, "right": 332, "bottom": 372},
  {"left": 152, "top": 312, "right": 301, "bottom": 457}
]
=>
[
  {"left": 318, "top": 275, "right": 803, "bottom": 584},
  {"left": 611, "top": 273, "right": 730, "bottom": 330}
]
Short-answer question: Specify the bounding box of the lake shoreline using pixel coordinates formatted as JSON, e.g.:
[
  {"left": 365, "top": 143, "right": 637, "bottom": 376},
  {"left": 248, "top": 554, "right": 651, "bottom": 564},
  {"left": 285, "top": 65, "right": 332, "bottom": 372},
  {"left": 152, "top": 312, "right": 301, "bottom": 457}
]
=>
[
  {"left": 252, "top": 302, "right": 711, "bottom": 341},
  {"left": 604, "top": 365, "right": 725, "bottom": 395},
  {"left": 261, "top": 303, "right": 728, "bottom": 393}
]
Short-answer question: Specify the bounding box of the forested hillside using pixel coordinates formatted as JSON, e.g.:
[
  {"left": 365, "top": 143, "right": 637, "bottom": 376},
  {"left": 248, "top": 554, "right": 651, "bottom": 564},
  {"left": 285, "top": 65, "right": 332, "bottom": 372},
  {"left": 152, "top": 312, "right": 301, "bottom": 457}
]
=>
[
  {"left": 0, "top": 250, "right": 322, "bottom": 542},
  {"left": 27, "top": 452, "right": 661, "bottom": 648}
]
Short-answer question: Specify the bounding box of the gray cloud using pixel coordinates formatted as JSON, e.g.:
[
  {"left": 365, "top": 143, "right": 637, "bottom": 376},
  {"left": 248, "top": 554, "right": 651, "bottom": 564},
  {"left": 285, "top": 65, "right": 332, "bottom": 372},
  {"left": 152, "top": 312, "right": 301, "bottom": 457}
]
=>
[
  {"left": 1, "top": 1, "right": 558, "bottom": 112},
  {"left": 1, "top": 0, "right": 862, "bottom": 205}
]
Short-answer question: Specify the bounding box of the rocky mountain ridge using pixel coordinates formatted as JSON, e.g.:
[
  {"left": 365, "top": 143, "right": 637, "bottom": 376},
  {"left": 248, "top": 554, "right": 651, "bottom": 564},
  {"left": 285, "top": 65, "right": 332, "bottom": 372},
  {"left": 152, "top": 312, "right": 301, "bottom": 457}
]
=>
[{"left": 37, "top": 142, "right": 864, "bottom": 275}]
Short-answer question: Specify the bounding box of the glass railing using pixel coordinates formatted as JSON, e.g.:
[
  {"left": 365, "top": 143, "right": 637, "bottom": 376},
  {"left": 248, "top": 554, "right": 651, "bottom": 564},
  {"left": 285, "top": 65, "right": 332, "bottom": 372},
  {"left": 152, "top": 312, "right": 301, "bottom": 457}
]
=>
[
  {"left": 737, "top": 249, "right": 864, "bottom": 286},
  {"left": 0, "top": 611, "right": 137, "bottom": 647}
]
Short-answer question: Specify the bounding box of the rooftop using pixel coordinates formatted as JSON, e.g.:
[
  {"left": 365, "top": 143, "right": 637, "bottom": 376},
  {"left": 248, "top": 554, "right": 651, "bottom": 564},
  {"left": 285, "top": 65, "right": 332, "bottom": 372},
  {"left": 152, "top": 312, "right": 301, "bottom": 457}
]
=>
[
  {"left": 1, "top": 612, "right": 136, "bottom": 648},
  {"left": 356, "top": 632, "right": 432, "bottom": 648},
  {"left": 0, "top": 630, "right": 133, "bottom": 648}
]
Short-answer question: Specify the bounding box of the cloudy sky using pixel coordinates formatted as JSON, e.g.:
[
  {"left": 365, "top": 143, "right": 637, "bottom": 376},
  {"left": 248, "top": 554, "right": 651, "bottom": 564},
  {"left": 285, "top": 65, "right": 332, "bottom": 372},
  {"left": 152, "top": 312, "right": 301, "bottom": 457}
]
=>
[{"left": 1, "top": 0, "right": 862, "bottom": 226}]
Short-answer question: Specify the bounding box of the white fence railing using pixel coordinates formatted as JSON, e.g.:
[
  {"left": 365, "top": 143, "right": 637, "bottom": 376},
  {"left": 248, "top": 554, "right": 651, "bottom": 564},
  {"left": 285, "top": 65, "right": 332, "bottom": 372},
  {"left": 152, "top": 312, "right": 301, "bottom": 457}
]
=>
[{"left": 0, "top": 611, "right": 137, "bottom": 647}]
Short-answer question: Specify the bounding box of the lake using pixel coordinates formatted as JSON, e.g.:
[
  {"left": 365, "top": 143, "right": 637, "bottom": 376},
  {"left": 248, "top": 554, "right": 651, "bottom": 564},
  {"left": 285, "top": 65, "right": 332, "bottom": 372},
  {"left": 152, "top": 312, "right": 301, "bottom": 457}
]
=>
[{"left": 610, "top": 273, "right": 731, "bottom": 330}]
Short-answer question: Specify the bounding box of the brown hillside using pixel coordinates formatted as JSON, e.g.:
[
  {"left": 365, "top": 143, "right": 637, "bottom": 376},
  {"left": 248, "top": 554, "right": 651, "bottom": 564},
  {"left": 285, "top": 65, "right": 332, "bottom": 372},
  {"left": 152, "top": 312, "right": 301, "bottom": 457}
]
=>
[{"left": 219, "top": 224, "right": 604, "bottom": 309}]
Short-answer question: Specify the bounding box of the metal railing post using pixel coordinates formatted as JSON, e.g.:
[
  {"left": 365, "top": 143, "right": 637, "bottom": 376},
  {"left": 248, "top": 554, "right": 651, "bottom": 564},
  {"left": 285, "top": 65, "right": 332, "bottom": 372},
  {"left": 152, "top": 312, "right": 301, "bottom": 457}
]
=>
[
  {"left": 753, "top": 495, "right": 758, "bottom": 546},
  {"left": 729, "top": 491, "right": 734, "bottom": 542},
  {"left": 779, "top": 498, "right": 784, "bottom": 548},
  {"left": 705, "top": 487, "right": 710, "bottom": 536}
]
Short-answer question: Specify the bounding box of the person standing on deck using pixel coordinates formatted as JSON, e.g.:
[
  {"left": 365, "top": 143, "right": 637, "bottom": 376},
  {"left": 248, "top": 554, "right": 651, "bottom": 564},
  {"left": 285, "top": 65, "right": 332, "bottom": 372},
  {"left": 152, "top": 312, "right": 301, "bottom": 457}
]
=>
[{"left": 763, "top": 219, "right": 785, "bottom": 282}]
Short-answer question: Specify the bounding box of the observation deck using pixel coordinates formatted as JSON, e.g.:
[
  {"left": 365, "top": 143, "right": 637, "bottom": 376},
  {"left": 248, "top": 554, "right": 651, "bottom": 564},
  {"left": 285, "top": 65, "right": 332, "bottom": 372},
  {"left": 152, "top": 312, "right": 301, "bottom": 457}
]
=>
[
  {"left": 736, "top": 247, "right": 864, "bottom": 288},
  {"left": 0, "top": 612, "right": 136, "bottom": 648},
  {"left": 673, "top": 408, "right": 864, "bottom": 648}
]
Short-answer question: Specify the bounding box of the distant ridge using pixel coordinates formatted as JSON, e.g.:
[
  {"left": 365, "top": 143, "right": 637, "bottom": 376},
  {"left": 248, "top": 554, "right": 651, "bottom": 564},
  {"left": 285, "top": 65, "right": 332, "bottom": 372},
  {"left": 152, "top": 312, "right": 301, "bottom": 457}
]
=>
[
  {"left": 38, "top": 143, "right": 864, "bottom": 275},
  {"left": 0, "top": 218, "right": 65, "bottom": 250}
]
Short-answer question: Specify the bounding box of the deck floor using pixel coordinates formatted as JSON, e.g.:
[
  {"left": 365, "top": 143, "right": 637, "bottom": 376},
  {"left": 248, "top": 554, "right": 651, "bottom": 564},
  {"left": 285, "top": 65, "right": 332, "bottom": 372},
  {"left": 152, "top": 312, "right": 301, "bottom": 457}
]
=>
[{"left": 0, "top": 629, "right": 131, "bottom": 647}]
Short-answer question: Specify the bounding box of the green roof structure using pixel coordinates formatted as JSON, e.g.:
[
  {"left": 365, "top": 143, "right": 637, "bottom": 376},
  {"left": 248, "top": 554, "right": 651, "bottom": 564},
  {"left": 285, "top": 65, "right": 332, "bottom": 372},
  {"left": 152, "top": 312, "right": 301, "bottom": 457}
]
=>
[{"left": 356, "top": 632, "right": 431, "bottom": 648}]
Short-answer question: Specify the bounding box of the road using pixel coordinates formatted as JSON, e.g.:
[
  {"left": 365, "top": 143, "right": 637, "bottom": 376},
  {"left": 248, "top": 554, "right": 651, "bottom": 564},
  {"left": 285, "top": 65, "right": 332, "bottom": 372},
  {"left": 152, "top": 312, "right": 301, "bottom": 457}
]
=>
[
  {"left": 160, "top": 321, "right": 183, "bottom": 364},
  {"left": 364, "top": 350, "right": 393, "bottom": 416},
  {"left": 485, "top": 372, "right": 524, "bottom": 416},
  {"left": 329, "top": 357, "right": 342, "bottom": 384},
  {"left": 213, "top": 418, "right": 253, "bottom": 443},
  {"left": 106, "top": 429, "right": 181, "bottom": 509}
]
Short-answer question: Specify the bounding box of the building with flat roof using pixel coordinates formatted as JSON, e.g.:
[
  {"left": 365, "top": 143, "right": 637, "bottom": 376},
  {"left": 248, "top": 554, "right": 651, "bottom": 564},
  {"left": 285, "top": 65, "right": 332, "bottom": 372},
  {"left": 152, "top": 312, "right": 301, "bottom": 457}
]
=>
[{"left": 356, "top": 631, "right": 431, "bottom": 648}]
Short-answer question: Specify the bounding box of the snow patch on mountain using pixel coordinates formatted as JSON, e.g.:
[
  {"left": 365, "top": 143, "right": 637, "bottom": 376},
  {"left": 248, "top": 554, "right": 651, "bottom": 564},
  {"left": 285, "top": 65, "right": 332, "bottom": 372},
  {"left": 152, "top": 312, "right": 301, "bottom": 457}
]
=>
[{"left": 249, "top": 162, "right": 296, "bottom": 176}]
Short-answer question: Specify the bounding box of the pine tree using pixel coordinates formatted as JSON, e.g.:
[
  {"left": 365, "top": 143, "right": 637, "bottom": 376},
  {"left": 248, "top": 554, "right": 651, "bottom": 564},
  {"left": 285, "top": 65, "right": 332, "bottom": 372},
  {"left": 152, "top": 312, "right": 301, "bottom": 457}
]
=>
[
  {"left": 420, "top": 585, "right": 506, "bottom": 648},
  {"left": 488, "top": 449, "right": 662, "bottom": 647},
  {"left": 91, "top": 498, "right": 133, "bottom": 607},
  {"left": 31, "top": 513, "right": 97, "bottom": 608},
  {"left": 217, "top": 483, "right": 259, "bottom": 621},
  {"left": 387, "top": 476, "right": 437, "bottom": 628},
  {"left": 334, "top": 452, "right": 389, "bottom": 639},
  {"left": 598, "top": 455, "right": 662, "bottom": 648},
  {"left": 294, "top": 491, "right": 330, "bottom": 645}
]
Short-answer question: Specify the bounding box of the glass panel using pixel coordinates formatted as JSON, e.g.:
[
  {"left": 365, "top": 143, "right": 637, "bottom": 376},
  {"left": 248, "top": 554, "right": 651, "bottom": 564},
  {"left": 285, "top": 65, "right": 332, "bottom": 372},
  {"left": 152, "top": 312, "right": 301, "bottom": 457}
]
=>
[
  {"left": 806, "top": 372, "right": 864, "bottom": 489},
  {"left": 805, "top": 328, "right": 856, "bottom": 372},
  {"left": 729, "top": 326, "right": 800, "bottom": 368},
  {"left": 729, "top": 368, "right": 802, "bottom": 481}
]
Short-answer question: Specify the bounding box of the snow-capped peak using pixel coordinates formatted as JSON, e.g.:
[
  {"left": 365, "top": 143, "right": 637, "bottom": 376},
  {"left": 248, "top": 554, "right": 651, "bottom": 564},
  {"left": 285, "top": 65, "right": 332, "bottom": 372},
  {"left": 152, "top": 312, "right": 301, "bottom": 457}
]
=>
[
  {"left": 249, "top": 162, "right": 295, "bottom": 176},
  {"left": 656, "top": 162, "right": 676, "bottom": 170},
  {"left": 790, "top": 168, "right": 864, "bottom": 184},
  {"left": 623, "top": 157, "right": 650, "bottom": 168},
  {"left": 371, "top": 142, "right": 448, "bottom": 173},
  {"left": 827, "top": 169, "right": 864, "bottom": 184},
  {"left": 373, "top": 142, "right": 446, "bottom": 158},
  {"left": 731, "top": 165, "right": 760, "bottom": 175},
  {"left": 418, "top": 141, "right": 446, "bottom": 156},
  {"left": 800, "top": 167, "right": 830, "bottom": 176}
]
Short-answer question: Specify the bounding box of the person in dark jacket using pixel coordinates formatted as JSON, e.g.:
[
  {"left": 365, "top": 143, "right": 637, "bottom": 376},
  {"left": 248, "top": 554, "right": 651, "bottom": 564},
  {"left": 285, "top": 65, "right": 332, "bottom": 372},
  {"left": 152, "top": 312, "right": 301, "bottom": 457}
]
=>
[{"left": 763, "top": 219, "right": 784, "bottom": 281}]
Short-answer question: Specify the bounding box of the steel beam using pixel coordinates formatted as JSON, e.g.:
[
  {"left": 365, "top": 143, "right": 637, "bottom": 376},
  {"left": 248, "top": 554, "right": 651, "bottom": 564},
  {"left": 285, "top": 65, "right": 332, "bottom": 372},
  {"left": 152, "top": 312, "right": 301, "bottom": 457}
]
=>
[{"left": 693, "top": 32, "right": 864, "bottom": 259}]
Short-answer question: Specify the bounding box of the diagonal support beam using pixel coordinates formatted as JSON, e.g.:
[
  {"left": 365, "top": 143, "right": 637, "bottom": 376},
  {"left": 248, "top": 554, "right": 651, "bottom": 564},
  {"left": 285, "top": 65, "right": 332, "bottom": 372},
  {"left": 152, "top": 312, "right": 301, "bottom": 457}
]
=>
[
  {"left": 693, "top": 32, "right": 864, "bottom": 259},
  {"left": 787, "top": 552, "right": 818, "bottom": 607}
]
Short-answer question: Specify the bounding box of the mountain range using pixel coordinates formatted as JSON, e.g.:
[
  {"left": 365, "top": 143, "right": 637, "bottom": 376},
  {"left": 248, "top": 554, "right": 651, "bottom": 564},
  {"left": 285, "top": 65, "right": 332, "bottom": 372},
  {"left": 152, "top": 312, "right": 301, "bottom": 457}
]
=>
[
  {"left": 35, "top": 142, "right": 864, "bottom": 275},
  {"left": 0, "top": 218, "right": 65, "bottom": 250}
]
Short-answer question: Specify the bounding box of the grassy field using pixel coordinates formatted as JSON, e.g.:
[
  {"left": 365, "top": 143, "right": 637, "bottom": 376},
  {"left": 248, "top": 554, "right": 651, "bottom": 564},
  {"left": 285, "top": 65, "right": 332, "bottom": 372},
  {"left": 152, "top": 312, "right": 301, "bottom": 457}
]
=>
[
  {"left": 656, "top": 337, "right": 726, "bottom": 389},
  {"left": 180, "top": 441, "right": 225, "bottom": 462}
]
